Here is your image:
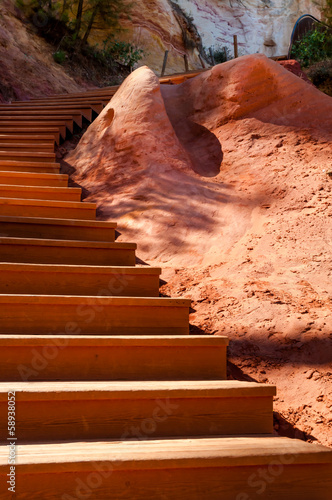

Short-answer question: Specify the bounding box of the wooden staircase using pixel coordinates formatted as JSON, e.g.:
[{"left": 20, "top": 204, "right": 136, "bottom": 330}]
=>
[{"left": 0, "top": 84, "right": 331, "bottom": 499}]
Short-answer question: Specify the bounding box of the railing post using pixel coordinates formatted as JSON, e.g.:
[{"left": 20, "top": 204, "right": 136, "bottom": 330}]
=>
[
  {"left": 209, "top": 47, "right": 215, "bottom": 66},
  {"left": 161, "top": 50, "right": 169, "bottom": 77},
  {"left": 184, "top": 54, "right": 189, "bottom": 72},
  {"left": 233, "top": 35, "right": 238, "bottom": 58}
]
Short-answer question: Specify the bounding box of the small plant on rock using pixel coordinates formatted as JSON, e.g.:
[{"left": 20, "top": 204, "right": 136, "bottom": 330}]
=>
[
  {"left": 53, "top": 49, "right": 66, "bottom": 64},
  {"left": 291, "top": 27, "right": 332, "bottom": 67},
  {"left": 212, "top": 46, "right": 232, "bottom": 64}
]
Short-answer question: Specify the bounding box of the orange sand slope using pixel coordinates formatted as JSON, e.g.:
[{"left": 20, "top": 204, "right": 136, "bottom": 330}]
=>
[{"left": 66, "top": 54, "right": 332, "bottom": 446}]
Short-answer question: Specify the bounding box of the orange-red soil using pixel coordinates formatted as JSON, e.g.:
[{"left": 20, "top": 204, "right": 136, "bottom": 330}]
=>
[{"left": 66, "top": 54, "right": 332, "bottom": 447}]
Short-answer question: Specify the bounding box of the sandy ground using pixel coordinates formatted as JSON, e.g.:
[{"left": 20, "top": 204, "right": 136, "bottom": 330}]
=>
[{"left": 65, "top": 55, "right": 332, "bottom": 447}]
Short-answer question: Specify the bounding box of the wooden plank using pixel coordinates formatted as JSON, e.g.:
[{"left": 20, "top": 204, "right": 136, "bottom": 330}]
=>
[
  {"left": 0, "top": 123, "right": 68, "bottom": 139},
  {"left": 0, "top": 161, "right": 60, "bottom": 173},
  {"left": 0, "top": 237, "right": 136, "bottom": 265},
  {"left": 0, "top": 198, "right": 96, "bottom": 220},
  {"left": 0, "top": 172, "right": 68, "bottom": 187},
  {"left": 0, "top": 263, "right": 161, "bottom": 296},
  {"left": 0, "top": 216, "right": 116, "bottom": 241},
  {"left": 0, "top": 114, "right": 80, "bottom": 128},
  {"left": 0, "top": 294, "right": 190, "bottom": 335},
  {"left": 0, "top": 130, "right": 60, "bottom": 143},
  {"left": 0, "top": 185, "right": 81, "bottom": 202},
  {"left": 0, "top": 381, "right": 275, "bottom": 441},
  {"left": 0, "top": 151, "right": 56, "bottom": 163},
  {"left": 0, "top": 462, "right": 331, "bottom": 500},
  {"left": 0, "top": 334, "right": 228, "bottom": 381}
]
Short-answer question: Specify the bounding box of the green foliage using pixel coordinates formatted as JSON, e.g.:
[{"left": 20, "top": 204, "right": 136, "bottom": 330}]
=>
[
  {"left": 212, "top": 46, "right": 232, "bottom": 64},
  {"left": 291, "top": 28, "right": 332, "bottom": 67},
  {"left": 17, "top": 0, "right": 132, "bottom": 45},
  {"left": 87, "top": 36, "right": 144, "bottom": 68},
  {"left": 307, "top": 59, "right": 332, "bottom": 96},
  {"left": 53, "top": 49, "right": 66, "bottom": 64}
]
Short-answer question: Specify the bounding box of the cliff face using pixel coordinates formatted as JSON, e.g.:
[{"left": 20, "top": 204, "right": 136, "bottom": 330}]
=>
[
  {"left": 0, "top": 0, "right": 84, "bottom": 101},
  {"left": 92, "top": 0, "right": 322, "bottom": 74}
]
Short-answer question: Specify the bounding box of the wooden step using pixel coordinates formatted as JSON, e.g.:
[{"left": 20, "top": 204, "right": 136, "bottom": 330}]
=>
[
  {"left": 2, "top": 102, "right": 106, "bottom": 113},
  {"left": 0, "top": 185, "right": 81, "bottom": 202},
  {"left": 0, "top": 335, "right": 228, "bottom": 381},
  {"left": 0, "top": 128, "right": 60, "bottom": 144},
  {"left": 25, "top": 88, "right": 118, "bottom": 99},
  {"left": 0, "top": 123, "right": 68, "bottom": 139},
  {"left": 0, "top": 114, "right": 80, "bottom": 128},
  {"left": 0, "top": 237, "right": 134, "bottom": 265},
  {"left": 0, "top": 216, "right": 116, "bottom": 241},
  {"left": 0, "top": 171, "right": 68, "bottom": 187},
  {"left": 0, "top": 107, "right": 93, "bottom": 121},
  {"left": 0, "top": 263, "right": 161, "bottom": 296},
  {"left": 0, "top": 381, "right": 275, "bottom": 442},
  {"left": 0, "top": 142, "right": 54, "bottom": 152},
  {"left": 0, "top": 160, "right": 60, "bottom": 173},
  {"left": 0, "top": 437, "right": 331, "bottom": 499},
  {"left": 0, "top": 134, "right": 55, "bottom": 147},
  {"left": 0, "top": 198, "right": 96, "bottom": 219},
  {"left": 0, "top": 151, "right": 56, "bottom": 163},
  {"left": 17, "top": 94, "right": 114, "bottom": 102},
  {"left": 0, "top": 295, "right": 190, "bottom": 334}
]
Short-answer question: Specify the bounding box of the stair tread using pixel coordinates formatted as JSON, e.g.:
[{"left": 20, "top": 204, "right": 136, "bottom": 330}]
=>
[
  {"left": 0, "top": 380, "right": 276, "bottom": 399},
  {"left": 0, "top": 294, "right": 190, "bottom": 306},
  {"left": 0, "top": 237, "right": 135, "bottom": 248},
  {"left": 0, "top": 172, "right": 67, "bottom": 180},
  {"left": 0, "top": 185, "right": 79, "bottom": 193},
  {"left": 0, "top": 334, "right": 229, "bottom": 346},
  {"left": 0, "top": 160, "right": 60, "bottom": 167},
  {"left": 0, "top": 436, "right": 331, "bottom": 470},
  {"left": 0, "top": 150, "right": 55, "bottom": 156},
  {"left": 0, "top": 215, "right": 116, "bottom": 227},
  {"left": 0, "top": 134, "right": 55, "bottom": 139},
  {"left": 0, "top": 263, "right": 160, "bottom": 274},
  {"left": 0, "top": 197, "right": 94, "bottom": 208}
]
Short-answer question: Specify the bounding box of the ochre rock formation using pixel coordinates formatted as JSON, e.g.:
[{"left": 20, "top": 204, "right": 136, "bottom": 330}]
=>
[
  {"left": 67, "top": 54, "right": 332, "bottom": 447},
  {"left": 0, "top": 0, "right": 84, "bottom": 101},
  {"left": 90, "top": 0, "right": 322, "bottom": 73}
]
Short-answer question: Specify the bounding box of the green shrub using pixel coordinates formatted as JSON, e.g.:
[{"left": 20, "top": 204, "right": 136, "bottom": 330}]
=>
[
  {"left": 88, "top": 36, "right": 144, "bottom": 68},
  {"left": 291, "top": 28, "right": 332, "bottom": 67},
  {"left": 212, "top": 46, "right": 232, "bottom": 64},
  {"left": 53, "top": 50, "right": 66, "bottom": 64},
  {"left": 307, "top": 59, "right": 332, "bottom": 96}
]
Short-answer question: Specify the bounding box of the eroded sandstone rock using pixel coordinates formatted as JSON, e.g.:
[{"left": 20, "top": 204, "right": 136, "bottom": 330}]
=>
[{"left": 66, "top": 55, "right": 332, "bottom": 446}]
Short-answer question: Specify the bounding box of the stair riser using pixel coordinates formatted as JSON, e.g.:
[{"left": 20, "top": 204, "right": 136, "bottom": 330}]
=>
[
  {"left": 0, "top": 125, "right": 67, "bottom": 139},
  {"left": 0, "top": 269, "right": 160, "bottom": 296},
  {"left": 0, "top": 154, "right": 55, "bottom": 163},
  {"left": 0, "top": 138, "right": 55, "bottom": 146},
  {"left": 0, "top": 302, "right": 189, "bottom": 335},
  {"left": 0, "top": 119, "right": 75, "bottom": 132},
  {"left": 0, "top": 202, "right": 95, "bottom": 220},
  {"left": 1, "top": 464, "right": 331, "bottom": 500},
  {"left": 0, "top": 112, "right": 89, "bottom": 125},
  {"left": 0, "top": 344, "right": 227, "bottom": 381},
  {"left": 0, "top": 128, "right": 63, "bottom": 142},
  {"left": 0, "top": 165, "right": 60, "bottom": 174},
  {"left": 0, "top": 396, "right": 273, "bottom": 442},
  {"left": 0, "top": 243, "right": 134, "bottom": 265},
  {"left": 0, "top": 145, "right": 54, "bottom": 152},
  {"left": 0, "top": 222, "right": 115, "bottom": 242},
  {"left": 0, "top": 188, "right": 81, "bottom": 202},
  {"left": 0, "top": 174, "right": 67, "bottom": 187}
]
